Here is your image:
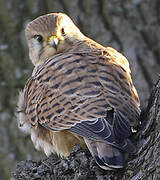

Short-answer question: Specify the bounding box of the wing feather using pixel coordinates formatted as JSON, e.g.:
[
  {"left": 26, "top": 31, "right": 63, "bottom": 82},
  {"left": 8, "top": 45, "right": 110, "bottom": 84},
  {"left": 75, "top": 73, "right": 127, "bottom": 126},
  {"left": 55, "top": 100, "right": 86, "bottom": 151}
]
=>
[{"left": 24, "top": 50, "right": 140, "bottom": 152}]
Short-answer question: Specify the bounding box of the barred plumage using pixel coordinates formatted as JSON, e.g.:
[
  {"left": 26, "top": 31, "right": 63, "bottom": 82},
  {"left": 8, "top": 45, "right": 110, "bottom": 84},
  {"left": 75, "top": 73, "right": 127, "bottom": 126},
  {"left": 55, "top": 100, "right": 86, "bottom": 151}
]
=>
[{"left": 17, "top": 13, "right": 140, "bottom": 170}]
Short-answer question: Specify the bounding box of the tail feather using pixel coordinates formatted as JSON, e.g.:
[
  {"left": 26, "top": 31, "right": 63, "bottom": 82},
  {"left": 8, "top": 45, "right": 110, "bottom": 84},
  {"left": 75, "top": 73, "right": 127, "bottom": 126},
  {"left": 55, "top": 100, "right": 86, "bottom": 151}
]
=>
[
  {"left": 102, "top": 148, "right": 123, "bottom": 168},
  {"left": 84, "top": 138, "right": 124, "bottom": 170}
]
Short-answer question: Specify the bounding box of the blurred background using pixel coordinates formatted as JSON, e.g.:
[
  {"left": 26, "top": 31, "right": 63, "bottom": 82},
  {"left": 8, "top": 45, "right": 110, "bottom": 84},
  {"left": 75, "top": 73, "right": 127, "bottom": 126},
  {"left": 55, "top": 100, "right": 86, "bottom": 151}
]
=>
[{"left": 0, "top": 0, "right": 159, "bottom": 179}]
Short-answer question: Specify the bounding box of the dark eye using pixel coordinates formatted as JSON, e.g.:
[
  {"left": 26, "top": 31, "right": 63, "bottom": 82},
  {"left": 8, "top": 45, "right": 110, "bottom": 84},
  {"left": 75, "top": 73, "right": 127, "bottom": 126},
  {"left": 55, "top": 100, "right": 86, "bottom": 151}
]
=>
[
  {"left": 34, "top": 35, "right": 43, "bottom": 42},
  {"left": 61, "top": 28, "right": 65, "bottom": 35}
]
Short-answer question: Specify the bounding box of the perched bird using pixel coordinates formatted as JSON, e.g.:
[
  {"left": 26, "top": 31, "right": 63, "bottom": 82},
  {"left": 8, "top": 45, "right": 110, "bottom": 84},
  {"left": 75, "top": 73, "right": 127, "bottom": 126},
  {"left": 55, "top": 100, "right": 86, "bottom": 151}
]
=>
[{"left": 17, "top": 13, "right": 140, "bottom": 170}]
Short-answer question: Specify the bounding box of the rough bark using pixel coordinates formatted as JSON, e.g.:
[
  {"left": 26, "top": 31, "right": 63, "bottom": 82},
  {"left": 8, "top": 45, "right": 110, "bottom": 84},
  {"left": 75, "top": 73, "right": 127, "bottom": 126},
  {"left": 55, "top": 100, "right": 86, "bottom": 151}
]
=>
[
  {"left": 11, "top": 77, "right": 160, "bottom": 180},
  {"left": 0, "top": 0, "right": 160, "bottom": 179}
]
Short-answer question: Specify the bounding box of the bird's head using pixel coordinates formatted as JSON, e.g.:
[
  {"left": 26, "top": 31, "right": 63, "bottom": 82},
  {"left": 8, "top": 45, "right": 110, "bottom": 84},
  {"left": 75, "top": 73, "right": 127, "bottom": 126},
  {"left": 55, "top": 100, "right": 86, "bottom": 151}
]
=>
[{"left": 25, "top": 13, "right": 85, "bottom": 66}]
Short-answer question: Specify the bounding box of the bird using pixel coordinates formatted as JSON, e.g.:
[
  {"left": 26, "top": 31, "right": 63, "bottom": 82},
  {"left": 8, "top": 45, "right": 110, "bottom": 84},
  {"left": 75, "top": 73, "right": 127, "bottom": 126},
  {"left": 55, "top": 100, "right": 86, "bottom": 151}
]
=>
[{"left": 16, "top": 12, "right": 141, "bottom": 170}]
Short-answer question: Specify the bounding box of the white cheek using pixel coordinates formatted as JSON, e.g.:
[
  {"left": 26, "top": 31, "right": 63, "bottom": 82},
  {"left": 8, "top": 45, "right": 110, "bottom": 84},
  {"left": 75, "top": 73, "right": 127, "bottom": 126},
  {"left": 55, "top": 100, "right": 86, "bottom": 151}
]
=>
[{"left": 28, "top": 39, "right": 42, "bottom": 66}]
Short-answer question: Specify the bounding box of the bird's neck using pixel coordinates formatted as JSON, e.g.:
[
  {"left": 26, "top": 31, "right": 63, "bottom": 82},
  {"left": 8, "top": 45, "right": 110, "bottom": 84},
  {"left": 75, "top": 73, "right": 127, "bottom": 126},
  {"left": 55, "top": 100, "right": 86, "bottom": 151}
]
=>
[{"left": 64, "top": 36, "right": 106, "bottom": 55}]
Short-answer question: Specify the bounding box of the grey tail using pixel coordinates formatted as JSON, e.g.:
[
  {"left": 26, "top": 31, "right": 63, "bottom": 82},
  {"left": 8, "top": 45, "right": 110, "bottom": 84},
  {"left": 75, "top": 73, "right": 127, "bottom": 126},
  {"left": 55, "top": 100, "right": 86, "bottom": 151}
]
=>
[{"left": 84, "top": 138, "right": 124, "bottom": 170}]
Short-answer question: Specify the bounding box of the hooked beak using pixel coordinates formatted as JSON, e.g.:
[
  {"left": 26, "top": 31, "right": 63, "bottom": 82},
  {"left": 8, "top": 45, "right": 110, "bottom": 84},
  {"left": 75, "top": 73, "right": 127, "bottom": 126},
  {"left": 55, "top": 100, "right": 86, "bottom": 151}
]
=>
[{"left": 48, "top": 36, "right": 59, "bottom": 50}]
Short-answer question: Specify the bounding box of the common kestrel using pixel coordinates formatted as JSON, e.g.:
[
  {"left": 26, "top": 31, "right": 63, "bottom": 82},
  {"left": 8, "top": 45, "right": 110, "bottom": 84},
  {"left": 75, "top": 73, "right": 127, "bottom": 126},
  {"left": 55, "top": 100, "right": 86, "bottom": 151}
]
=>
[{"left": 17, "top": 13, "right": 140, "bottom": 170}]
